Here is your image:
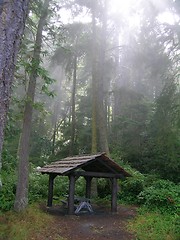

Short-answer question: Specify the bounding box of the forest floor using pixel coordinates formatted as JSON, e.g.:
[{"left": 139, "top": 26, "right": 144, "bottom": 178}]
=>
[{"left": 38, "top": 204, "right": 137, "bottom": 240}]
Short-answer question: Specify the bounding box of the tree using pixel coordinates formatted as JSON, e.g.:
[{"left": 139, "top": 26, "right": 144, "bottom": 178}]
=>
[
  {"left": 96, "top": 0, "right": 110, "bottom": 155},
  {"left": 143, "top": 81, "right": 180, "bottom": 182},
  {"left": 51, "top": 22, "right": 91, "bottom": 156},
  {"left": 0, "top": 0, "right": 30, "bottom": 188},
  {"left": 14, "top": 0, "right": 51, "bottom": 211},
  {"left": 91, "top": 0, "right": 98, "bottom": 154},
  {"left": 91, "top": 0, "right": 110, "bottom": 155}
]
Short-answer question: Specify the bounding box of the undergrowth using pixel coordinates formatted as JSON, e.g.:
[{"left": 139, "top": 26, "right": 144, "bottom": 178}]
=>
[
  {"left": 1, "top": 164, "right": 179, "bottom": 240},
  {"left": 0, "top": 203, "right": 64, "bottom": 240},
  {"left": 128, "top": 208, "right": 180, "bottom": 240}
]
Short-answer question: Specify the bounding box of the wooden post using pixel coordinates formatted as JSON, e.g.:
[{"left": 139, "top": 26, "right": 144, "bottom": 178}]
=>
[
  {"left": 111, "top": 177, "right": 117, "bottom": 213},
  {"left": 47, "top": 174, "right": 56, "bottom": 207},
  {"left": 68, "top": 174, "right": 75, "bottom": 214},
  {"left": 85, "top": 176, "right": 92, "bottom": 199}
]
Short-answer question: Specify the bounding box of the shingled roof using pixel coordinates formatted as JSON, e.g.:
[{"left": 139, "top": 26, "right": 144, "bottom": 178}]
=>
[{"left": 38, "top": 153, "right": 131, "bottom": 177}]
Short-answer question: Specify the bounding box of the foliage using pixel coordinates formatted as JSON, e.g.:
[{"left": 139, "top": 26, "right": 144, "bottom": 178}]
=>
[
  {"left": 109, "top": 89, "right": 151, "bottom": 169},
  {"left": 138, "top": 179, "right": 180, "bottom": 213},
  {"left": 1, "top": 0, "right": 180, "bottom": 217},
  {"left": 94, "top": 195, "right": 111, "bottom": 207},
  {"left": 29, "top": 167, "right": 69, "bottom": 203},
  {"left": 111, "top": 152, "right": 145, "bottom": 177},
  {"left": 29, "top": 170, "right": 88, "bottom": 203},
  {"left": 117, "top": 165, "right": 180, "bottom": 214},
  {"left": 2, "top": 108, "right": 21, "bottom": 170},
  {"left": 29, "top": 171, "right": 49, "bottom": 202},
  {"left": 119, "top": 176, "right": 145, "bottom": 204},
  {"left": 74, "top": 177, "right": 86, "bottom": 197},
  {"left": 142, "top": 82, "right": 180, "bottom": 182},
  {"left": 0, "top": 171, "right": 16, "bottom": 211},
  {"left": 53, "top": 176, "right": 69, "bottom": 198},
  {"left": 29, "top": 128, "right": 53, "bottom": 166},
  {"left": 97, "top": 178, "right": 111, "bottom": 198}
]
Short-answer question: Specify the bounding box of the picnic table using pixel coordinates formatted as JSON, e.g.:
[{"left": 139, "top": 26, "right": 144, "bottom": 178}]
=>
[{"left": 61, "top": 195, "right": 93, "bottom": 214}]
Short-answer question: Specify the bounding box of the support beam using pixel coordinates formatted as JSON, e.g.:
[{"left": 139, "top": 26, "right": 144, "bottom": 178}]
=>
[
  {"left": 47, "top": 174, "right": 56, "bottom": 207},
  {"left": 68, "top": 174, "right": 76, "bottom": 214},
  {"left": 73, "top": 171, "right": 123, "bottom": 179},
  {"left": 85, "top": 176, "right": 92, "bottom": 199},
  {"left": 111, "top": 177, "right": 117, "bottom": 213}
]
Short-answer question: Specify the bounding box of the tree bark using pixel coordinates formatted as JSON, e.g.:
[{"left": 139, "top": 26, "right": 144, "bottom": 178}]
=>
[
  {"left": 90, "top": 1, "right": 98, "bottom": 197},
  {"left": 14, "top": 0, "right": 50, "bottom": 211},
  {"left": 70, "top": 54, "right": 77, "bottom": 155},
  {"left": 91, "top": 0, "right": 98, "bottom": 154},
  {"left": 51, "top": 67, "right": 64, "bottom": 155},
  {"left": 0, "top": 0, "right": 30, "bottom": 188},
  {"left": 97, "top": 0, "right": 110, "bottom": 156}
]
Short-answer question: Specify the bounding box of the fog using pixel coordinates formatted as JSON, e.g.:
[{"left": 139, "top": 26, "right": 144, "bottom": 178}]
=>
[{"left": 8, "top": 0, "right": 180, "bottom": 161}]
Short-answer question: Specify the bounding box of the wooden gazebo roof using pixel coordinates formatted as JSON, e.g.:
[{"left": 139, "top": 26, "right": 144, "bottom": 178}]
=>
[{"left": 39, "top": 153, "right": 131, "bottom": 178}]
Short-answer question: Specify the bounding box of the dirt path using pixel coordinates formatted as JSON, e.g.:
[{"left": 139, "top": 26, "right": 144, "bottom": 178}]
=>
[{"left": 41, "top": 205, "right": 137, "bottom": 240}]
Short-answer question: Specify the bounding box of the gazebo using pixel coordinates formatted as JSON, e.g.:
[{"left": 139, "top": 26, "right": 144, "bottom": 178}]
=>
[{"left": 38, "top": 153, "right": 131, "bottom": 214}]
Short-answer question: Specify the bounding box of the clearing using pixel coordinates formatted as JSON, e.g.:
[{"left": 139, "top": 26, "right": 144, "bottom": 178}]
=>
[{"left": 38, "top": 204, "right": 137, "bottom": 240}]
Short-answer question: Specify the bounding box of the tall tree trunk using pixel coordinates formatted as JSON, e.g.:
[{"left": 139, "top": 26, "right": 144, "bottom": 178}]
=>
[
  {"left": 0, "top": 0, "right": 29, "bottom": 188},
  {"left": 14, "top": 0, "right": 50, "bottom": 211},
  {"left": 97, "top": 0, "right": 110, "bottom": 156},
  {"left": 52, "top": 91, "right": 60, "bottom": 156},
  {"left": 112, "top": 26, "right": 121, "bottom": 122},
  {"left": 51, "top": 67, "right": 64, "bottom": 155},
  {"left": 91, "top": 0, "right": 98, "bottom": 154},
  {"left": 70, "top": 54, "right": 77, "bottom": 155},
  {"left": 90, "top": 0, "right": 99, "bottom": 197},
  {"left": 52, "top": 110, "right": 58, "bottom": 156}
]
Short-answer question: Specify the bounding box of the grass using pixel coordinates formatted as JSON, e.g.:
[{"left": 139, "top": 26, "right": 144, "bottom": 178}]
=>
[
  {"left": 128, "top": 209, "right": 180, "bottom": 240},
  {"left": 1, "top": 202, "right": 179, "bottom": 240},
  {"left": 0, "top": 203, "right": 65, "bottom": 240}
]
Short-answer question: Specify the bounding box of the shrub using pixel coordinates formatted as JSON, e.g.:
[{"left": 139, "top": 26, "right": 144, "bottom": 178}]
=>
[
  {"left": 75, "top": 177, "right": 86, "bottom": 197},
  {"left": 29, "top": 171, "right": 69, "bottom": 202},
  {"left": 138, "top": 179, "right": 180, "bottom": 213},
  {"left": 29, "top": 172, "right": 49, "bottom": 202},
  {"left": 0, "top": 171, "right": 16, "bottom": 211},
  {"left": 119, "top": 176, "right": 145, "bottom": 203},
  {"left": 97, "top": 178, "right": 111, "bottom": 198}
]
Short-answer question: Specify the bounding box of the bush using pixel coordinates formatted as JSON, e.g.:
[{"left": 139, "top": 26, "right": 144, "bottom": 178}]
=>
[
  {"left": 97, "top": 178, "right": 111, "bottom": 198},
  {"left": 29, "top": 172, "right": 49, "bottom": 202},
  {"left": 119, "top": 176, "right": 145, "bottom": 203},
  {"left": 29, "top": 170, "right": 69, "bottom": 202},
  {"left": 138, "top": 179, "right": 180, "bottom": 213},
  {"left": 75, "top": 177, "right": 86, "bottom": 197},
  {"left": 0, "top": 171, "right": 16, "bottom": 211}
]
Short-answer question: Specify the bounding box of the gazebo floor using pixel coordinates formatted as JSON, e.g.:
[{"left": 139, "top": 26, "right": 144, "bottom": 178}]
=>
[
  {"left": 41, "top": 203, "right": 136, "bottom": 217},
  {"left": 39, "top": 203, "right": 137, "bottom": 240}
]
